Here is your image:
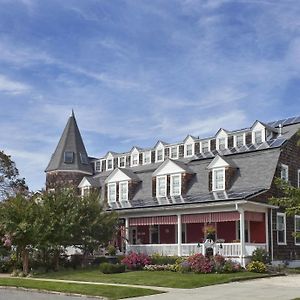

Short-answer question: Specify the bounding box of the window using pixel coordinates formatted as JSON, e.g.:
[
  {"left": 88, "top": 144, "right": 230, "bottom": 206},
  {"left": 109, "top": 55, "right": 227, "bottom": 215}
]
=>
[
  {"left": 64, "top": 151, "right": 74, "bottom": 163},
  {"left": 186, "top": 144, "right": 193, "bottom": 156},
  {"left": 170, "top": 174, "right": 181, "bottom": 196},
  {"left": 254, "top": 131, "right": 262, "bottom": 144},
  {"left": 212, "top": 168, "right": 225, "bottom": 191},
  {"left": 143, "top": 151, "right": 151, "bottom": 164},
  {"left": 277, "top": 213, "right": 286, "bottom": 244},
  {"left": 218, "top": 138, "right": 226, "bottom": 150},
  {"left": 107, "top": 183, "right": 116, "bottom": 202},
  {"left": 156, "top": 176, "right": 167, "bottom": 197},
  {"left": 295, "top": 216, "right": 300, "bottom": 245},
  {"left": 80, "top": 153, "right": 88, "bottom": 164},
  {"left": 131, "top": 153, "right": 139, "bottom": 166},
  {"left": 95, "top": 161, "right": 101, "bottom": 172},
  {"left": 107, "top": 159, "right": 113, "bottom": 170},
  {"left": 119, "top": 156, "right": 126, "bottom": 168},
  {"left": 236, "top": 134, "right": 244, "bottom": 147},
  {"left": 201, "top": 141, "right": 209, "bottom": 153},
  {"left": 119, "top": 181, "right": 128, "bottom": 201},
  {"left": 281, "top": 164, "right": 289, "bottom": 182},
  {"left": 156, "top": 149, "right": 164, "bottom": 162},
  {"left": 82, "top": 187, "right": 90, "bottom": 197},
  {"left": 170, "top": 146, "right": 178, "bottom": 159}
]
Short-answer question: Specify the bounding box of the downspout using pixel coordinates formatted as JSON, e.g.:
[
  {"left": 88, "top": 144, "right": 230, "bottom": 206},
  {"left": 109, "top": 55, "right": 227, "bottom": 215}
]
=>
[{"left": 270, "top": 209, "right": 274, "bottom": 262}]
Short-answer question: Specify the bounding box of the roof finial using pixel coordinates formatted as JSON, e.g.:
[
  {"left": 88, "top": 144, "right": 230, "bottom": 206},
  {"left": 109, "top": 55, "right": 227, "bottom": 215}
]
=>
[{"left": 71, "top": 109, "right": 75, "bottom": 118}]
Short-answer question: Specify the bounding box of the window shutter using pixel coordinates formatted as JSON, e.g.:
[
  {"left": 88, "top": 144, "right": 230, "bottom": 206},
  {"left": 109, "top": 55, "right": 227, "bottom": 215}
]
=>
[
  {"left": 114, "top": 158, "right": 118, "bottom": 168},
  {"left": 126, "top": 156, "right": 131, "bottom": 167},
  {"left": 104, "top": 184, "right": 108, "bottom": 202},
  {"left": 179, "top": 145, "right": 184, "bottom": 158},
  {"left": 208, "top": 171, "right": 212, "bottom": 191},
  {"left": 167, "top": 175, "right": 170, "bottom": 196},
  {"left": 165, "top": 148, "right": 169, "bottom": 158},
  {"left": 210, "top": 139, "right": 216, "bottom": 151},
  {"left": 152, "top": 177, "right": 156, "bottom": 197},
  {"left": 194, "top": 142, "right": 200, "bottom": 155},
  {"left": 228, "top": 136, "right": 234, "bottom": 148},
  {"left": 151, "top": 151, "right": 155, "bottom": 163},
  {"left": 245, "top": 132, "right": 252, "bottom": 144},
  {"left": 102, "top": 160, "right": 106, "bottom": 172},
  {"left": 116, "top": 183, "right": 119, "bottom": 202},
  {"left": 139, "top": 153, "right": 143, "bottom": 164}
]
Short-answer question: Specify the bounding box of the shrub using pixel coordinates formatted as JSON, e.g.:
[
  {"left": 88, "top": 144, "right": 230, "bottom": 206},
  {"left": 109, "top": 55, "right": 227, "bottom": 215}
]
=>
[
  {"left": 143, "top": 264, "right": 174, "bottom": 271},
  {"left": 251, "top": 248, "right": 270, "bottom": 264},
  {"left": 99, "top": 263, "right": 125, "bottom": 274},
  {"left": 151, "top": 254, "right": 178, "bottom": 265},
  {"left": 107, "top": 245, "right": 116, "bottom": 256},
  {"left": 187, "top": 253, "right": 213, "bottom": 274},
  {"left": 0, "top": 260, "right": 13, "bottom": 273},
  {"left": 121, "top": 252, "right": 151, "bottom": 270},
  {"left": 246, "top": 261, "right": 267, "bottom": 273},
  {"left": 222, "top": 260, "right": 242, "bottom": 273},
  {"left": 212, "top": 254, "right": 226, "bottom": 273}
]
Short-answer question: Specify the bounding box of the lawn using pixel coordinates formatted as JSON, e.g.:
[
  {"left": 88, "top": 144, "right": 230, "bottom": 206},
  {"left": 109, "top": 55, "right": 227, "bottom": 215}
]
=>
[
  {"left": 38, "top": 267, "right": 272, "bottom": 289},
  {"left": 0, "top": 277, "right": 161, "bottom": 300}
]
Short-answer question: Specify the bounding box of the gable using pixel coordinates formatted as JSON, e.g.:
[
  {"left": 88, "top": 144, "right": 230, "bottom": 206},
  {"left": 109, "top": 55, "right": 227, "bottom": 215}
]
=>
[
  {"left": 153, "top": 159, "right": 187, "bottom": 176},
  {"left": 105, "top": 168, "right": 132, "bottom": 183},
  {"left": 184, "top": 135, "right": 196, "bottom": 144},
  {"left": 215, "top": 129, "right": 228, "bottom": 139},
  {"left": 207, "top": 155, "right": 230, "bottom": 169},
  {"left": 78, "top": 177, "right": 92, "bottom": 188}
]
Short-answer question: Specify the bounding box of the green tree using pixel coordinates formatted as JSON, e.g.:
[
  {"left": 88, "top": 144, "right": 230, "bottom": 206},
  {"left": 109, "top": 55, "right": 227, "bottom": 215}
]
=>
[
  {"left": 0, "top": 195, "right": 38, "bottom": 274},
  {"left": 0, "top": 150, "right": 28, "bottom": 200}
]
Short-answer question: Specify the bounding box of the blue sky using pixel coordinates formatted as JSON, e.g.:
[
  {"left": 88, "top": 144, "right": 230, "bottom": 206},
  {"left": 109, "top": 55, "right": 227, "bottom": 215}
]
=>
[{"left": 0, "top": 0, "right": 300, "bottom": 191}]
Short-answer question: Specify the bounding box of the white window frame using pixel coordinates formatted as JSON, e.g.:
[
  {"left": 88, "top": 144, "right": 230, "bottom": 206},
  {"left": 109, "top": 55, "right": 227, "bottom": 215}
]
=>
[
  {"left": 107, "top": 159, "right": 114, "bottom": 171},
  {"left": 170, "top": 146, "right": 179, "bottom": 159},
  {"left": 156, "top": 175, "right": 167, "bottom": 197},
  {"left": 295, "top": 215, "right": 300, "bottom": 245},
  {"left": 143, "top": 151, "right": 151, "bottom": 165},
  {"left": 281, "top": 164, "right": 289, "bottom": 182},
  {"left": 118, "top": 156, "right": 126, "bottom": 168},
  {"left": 185, "top": 143, "right": 194, "bottom": 157},
  {"left": 119, "top": 181, "right": 128, "bottom": 201},
  {"left": 212, "top": 168, "right": 225, "bottom": 191},
  {"left": 156, "top": 148, "right": 164, "bottom": 162},
  {"left": 234, "top": 134, "right": 245, "bottom": 148},
  {"left": 170, "top": 174, "right": 181, "bottom": 196},
  {"left": 94, "top": 160, "right": 101, "bottom": 172},
  {"left": 217, "top": 137, "right": 227, "bottom": 150},
  {"left": 107, "top": 183, "right": 117, "bottom": 202},
  {"left": 253, "top": 130, "right": 263, "bottom": 144},
  {"left": 277, "top": 212, "right": 286, "bottom": 245},
  {"left": 131, "top": 153, "right": 139, "bottom": 167},
  {"left": 201, "top": 140, "right": 210, "bottom": 153}
]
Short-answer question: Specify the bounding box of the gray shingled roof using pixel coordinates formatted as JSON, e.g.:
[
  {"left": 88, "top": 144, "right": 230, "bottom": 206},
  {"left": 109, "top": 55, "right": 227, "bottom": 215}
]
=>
[{"left": 45, "top": 112, "right": 93, "bottom": 174}]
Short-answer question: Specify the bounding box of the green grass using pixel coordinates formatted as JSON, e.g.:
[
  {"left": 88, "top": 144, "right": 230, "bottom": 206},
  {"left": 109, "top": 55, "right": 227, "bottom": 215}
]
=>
[
  {"left": 37, "top": 268, "right": 272, "bottom": 289},
  {"left": 287, "top": 268, "right": 300, "bottom": 274},
  {"left": 0, "top": 278, "right": 161, "bottom": 300}
]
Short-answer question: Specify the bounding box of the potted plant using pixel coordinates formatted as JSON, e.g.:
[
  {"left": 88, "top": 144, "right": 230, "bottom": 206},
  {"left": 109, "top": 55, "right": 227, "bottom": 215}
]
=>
[
  {"left": 106, "top": 245, "right": 117, "bottom": 264},
  {"left": 203, "top": 224, "right": 216, "bottom": 241}
]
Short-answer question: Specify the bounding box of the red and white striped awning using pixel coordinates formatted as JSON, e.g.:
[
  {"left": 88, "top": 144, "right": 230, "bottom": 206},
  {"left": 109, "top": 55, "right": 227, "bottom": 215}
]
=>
[
  {"left": 129, "top": 216, "right": 178, "bottom": 226},
  {"left": 245, "top": 211, "right": 264, "bottom": 222},
  {"left": 182, "top": 211, "right": 240, "bottom": 224}
]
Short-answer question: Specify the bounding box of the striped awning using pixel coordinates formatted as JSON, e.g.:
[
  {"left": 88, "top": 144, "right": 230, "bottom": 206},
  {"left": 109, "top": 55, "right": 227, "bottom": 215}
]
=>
[
  {"left": 182, "top": 211, "right": 240, "bottom": 223},
  {"left": 245, "top": 211, "right": 264, "bottom": 222},
  {"left": 129, "top": 215, "right": 178, "bottom": 226}
]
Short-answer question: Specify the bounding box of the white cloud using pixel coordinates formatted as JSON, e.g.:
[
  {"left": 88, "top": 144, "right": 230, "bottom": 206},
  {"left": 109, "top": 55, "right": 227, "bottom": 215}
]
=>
[{"left": 0, "top": 75, "right": 30, "bottom": 94}]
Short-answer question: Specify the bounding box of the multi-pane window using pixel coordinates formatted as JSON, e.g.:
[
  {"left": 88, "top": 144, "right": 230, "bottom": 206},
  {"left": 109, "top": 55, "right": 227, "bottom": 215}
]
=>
[
  {"left": 295, "top": 216, "right": 300, "bottom": 245},
  {"left": 236, "top": 134, "right": 244, "bottom": 147},
  {"left": 132, "top": 153, "right": 139, "bottom": 166},
  {"left": 107, "top": 183, "right": 116, "bottom": 202},
  {"left": 156, "top": 149, "right": 164, "bottom": 162},
  {"left": 119, "top": 156, "right": 126, "bottom": 168},
  {"left": 95, "top": 161, "right": 101, "bottom": 172},
  {"left": 254, "top": 131, "right": 262, "bottom": 144},
  {"left": 82, "top": 187, "right": 90, "bottom": 197},
  {"left": 201, "top": 141, "right": 209, "bottom": 153},
  {"left": 277, "top": 213, "right": 286, "bottom": 244},
  {"left": 213, "top": 168, "right": 225, "bottom": 191},
  {"left": 281, "top": 164, "right": 289, "bottom": 182},
  {"left": 218, "top": 138, "right": 226, "bottom": 150},
  {"left": 157, "top": 176, "right": 167, "bottom": 197},
  {"left": 107, "top": 159, "right": 113, "bottom": 170},
  {"left": 119, "top": 181, "right": 128, "bottom": 201},
  {"left": 170, "top": 146, "right": 178, "bottom": 159},
  {"left": 170, "top": 174, "right": 181, "bottom": 196},
  {"left": 80, "top": 153, "right": 88, "bottom": 164},
  {"left": 143, "top": 151, "right": 151, "bottom": 164},
  {"left": 64, "top": 151, "right": 74, "bottom": 163},
  {"left": 186, "top": 144, "right": 193, "bottom": 156}
]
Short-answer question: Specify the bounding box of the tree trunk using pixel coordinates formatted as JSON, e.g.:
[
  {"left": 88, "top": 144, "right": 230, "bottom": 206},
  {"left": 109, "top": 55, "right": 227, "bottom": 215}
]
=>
[
  {"left": 53, "top": 249, "right": 60, "bottom": 271},
  {"left": 22, "top": 248, "right": 29, "bottom": 275}
]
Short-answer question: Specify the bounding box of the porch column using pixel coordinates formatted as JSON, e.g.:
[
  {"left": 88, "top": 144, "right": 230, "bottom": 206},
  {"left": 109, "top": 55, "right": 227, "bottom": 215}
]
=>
[
  {"left": 239, "top": 208, "right": 246, "bottom": 267},
  {"left": 125, "top": 217, "right": 129, "bottom": 254},
  {"left": 177, "top": 214, "right": 182, "bottom": 256},
  {"left": 265, "top": 210, "right": 269, "bottom": 253}
]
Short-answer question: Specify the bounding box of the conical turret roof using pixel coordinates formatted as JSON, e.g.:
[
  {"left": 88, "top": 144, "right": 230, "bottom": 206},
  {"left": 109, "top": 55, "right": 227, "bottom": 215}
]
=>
[{"left": 45, "top": 111, "right": 93, "bottom": 174}]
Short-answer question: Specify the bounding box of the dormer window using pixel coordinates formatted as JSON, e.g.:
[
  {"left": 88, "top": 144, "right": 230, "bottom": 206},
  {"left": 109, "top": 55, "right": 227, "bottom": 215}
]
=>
[
  {"left": 143, "top": 151, "right": 151, "bottom": 164},
  {"left": 201, "top": 141, "right": 210, "bottom": 153},
  {"left": 170, "top": 146, "right": 178, "bottom": 159},
  {"left": 107, "top": 159, "right": 113, "bottom": 170},
  {"left": 107, "top": 183, "right": 116, "bottom": 202},
  {"left": 185, "top": 144, "right": 193, "bottom": 157},
  {"left": 80, "top": 153, "right": 88, "bottom": 164},
  {"left": 64, "top": 151, "right": 74, "bottom": 164},
  {"left": 218, "top": 138, "right": 226, "bottom": 150},
  {"left": 254, "top": 131, "right": 262, "bottom": 144},
  {"left": 170, "top": 174, "right": 181, "bottom": 196},
  {"left": 119, "top": 181, "right": 128, "bottom": 201},
  {"left": 281, "top": 164, "right": 288, "bottom": 182},
  {"left": 156, "top": 175, "right": 167, "bottom": 197},
  {"left": 156, "top": 149, "right": 164, "bottom": 162},
  {"left": 119, "top": 156, "right": 126, "bottom": 168},
  {"left": 95, "top": 160, "right": 101, "bottom": 172},
  {"left": 131, "top": 153, "right": 139, "bottom": 166},
  {"left": 235, "top": 134, "right": 244, "bottom": 147},
  {"left": 212, "top": 168, "right": 225, "bottom": 191}
]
